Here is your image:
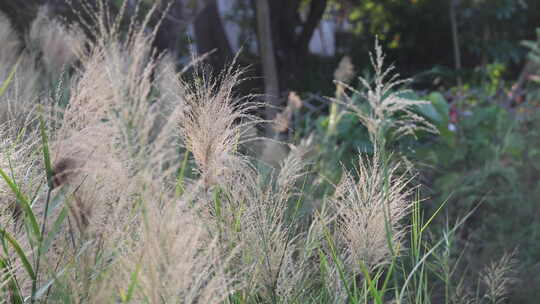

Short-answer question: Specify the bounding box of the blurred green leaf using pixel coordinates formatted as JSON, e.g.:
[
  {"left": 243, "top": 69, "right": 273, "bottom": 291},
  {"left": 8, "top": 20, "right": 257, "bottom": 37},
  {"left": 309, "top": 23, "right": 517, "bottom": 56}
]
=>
[
  {"left": 426, "top": 93, "right": 449, "bottom": 123},
  {"left": 0, "top": 56, "right": 21, "bottom": 97}
]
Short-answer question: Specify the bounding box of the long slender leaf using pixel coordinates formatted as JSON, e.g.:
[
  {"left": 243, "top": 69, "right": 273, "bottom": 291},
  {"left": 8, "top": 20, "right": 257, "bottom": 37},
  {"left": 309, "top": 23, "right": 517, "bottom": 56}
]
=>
[
  {"left": 421, "top": 196, "right": 450, "bottom": 233},
  {"left": 0, "top": 229, "right": 36, "bottom": 280},
  {"left": 321, "top": 221, "right": 355, "bottom": 302},
  {"left": 0, "top": 168, "right": 40, "bottom": 239},
  {"left": 398, "top": 204, "right": 480, "bottom": 302},
  {"left": 0, "top": 257, "right": 24, "bottom": 304},
  {"left": 123, "top": 262, "right": 142, "bottom": 302},
  {"left": 31, "top": 240, "right": 93, "bottom": 302},
  {"left": 176, "top": 150, "right": 190, "bottom": 196},
  {"left": 0, "top": 56, "right": 22, "bottom": 97},
  {"left": 39, "top": 116, "right": 54, "bottom": 189},
  {"left": 40, "top": 207, "right": 68, "bottom": 255},
  {"left": 357, "top": 261, "right": 382, "bottom": 304}
]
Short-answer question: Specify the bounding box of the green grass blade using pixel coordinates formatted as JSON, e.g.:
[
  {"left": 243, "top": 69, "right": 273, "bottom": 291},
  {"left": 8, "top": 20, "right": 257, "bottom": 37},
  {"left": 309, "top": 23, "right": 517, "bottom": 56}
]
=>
[
  {"left": 398, "top": 204, "right": 480, "bottom": 302},
  {"left": 321, "top": 221, "right": 355, "bottom": 302},
  {"left": 0, "top": 257, "right": 24, "bottom": 304},
  {"left": 357, "top": 261, "right": 383, "bottom": 304},
  {"left": 124, "top": 263, "right": 142, "bottom": 302},
  {"left": 0, "top": 168, "right": 40, "bottom": 239},
  {"left": 40, "top": 206, "right": 68, "bottom": 255},
  {"left": 33, "top": 258, "right": 70, "bottom": 300},
  {"left": 0, "top": 56, "right": 22, "bottom": 97},
  {"left": 175, "top": 150, "right": 190, "bottom": 196},
  {"left": 380, "top": 256, "right": 396, "bottom": 296},
  {"left": 421, "top": 196, "right": 449, "bottom": 233},
  {"left": 31, "top": 240, "right": 94, "bottom": 302},
  {"left": 0, "top": 229, "right": 36, "bottom": 280},
  {"left": 39, "top": 116, "right": 54, "bottom": 189}
]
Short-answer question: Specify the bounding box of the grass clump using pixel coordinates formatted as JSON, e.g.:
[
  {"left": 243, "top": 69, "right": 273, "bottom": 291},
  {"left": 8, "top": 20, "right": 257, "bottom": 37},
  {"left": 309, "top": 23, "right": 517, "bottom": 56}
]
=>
[{"left": 0, "top": 2, "right": 523, "bottom": 303}]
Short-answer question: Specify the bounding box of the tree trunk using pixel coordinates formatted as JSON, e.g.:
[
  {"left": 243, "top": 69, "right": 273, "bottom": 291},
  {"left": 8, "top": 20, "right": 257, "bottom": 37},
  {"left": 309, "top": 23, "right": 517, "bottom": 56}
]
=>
[
  {"left": 255, "top": 0, "right": 280, "bottom": 136},
  {"left": 450, "top": 0, "right": 462, "bottom": 86},
  {"left": 266, "top": 0, "right": 327, "bottom": 90},
  {"left": 152, "top": 0, "right": 205, "bottom": 59},
  {"left": 0, "top": 0, "right": 43, "bottom": 35},
  {"left": 193, "top": 0, "right": 233, "bottom": 72},
  {"left": 296, "top": 0, "right": 327, "bottom": 57}
]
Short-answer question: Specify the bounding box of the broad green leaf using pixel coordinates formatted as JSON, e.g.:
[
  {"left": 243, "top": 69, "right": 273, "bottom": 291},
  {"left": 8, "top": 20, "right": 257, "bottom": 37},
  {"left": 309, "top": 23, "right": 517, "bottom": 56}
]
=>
[{"left": 426, "top": 92, "right": 449, "bottom": 123}]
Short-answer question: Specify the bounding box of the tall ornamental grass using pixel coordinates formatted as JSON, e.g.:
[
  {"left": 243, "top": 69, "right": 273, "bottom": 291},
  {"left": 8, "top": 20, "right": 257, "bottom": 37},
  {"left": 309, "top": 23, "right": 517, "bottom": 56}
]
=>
[{"left": 0, "top": 2, "right": 518, "bottom": 303}]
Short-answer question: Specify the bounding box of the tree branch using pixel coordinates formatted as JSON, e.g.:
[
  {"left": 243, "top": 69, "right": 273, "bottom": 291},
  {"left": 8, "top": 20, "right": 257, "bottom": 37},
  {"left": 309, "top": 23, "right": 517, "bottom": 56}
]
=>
[{"left": 296, "top": 0, "right": 327, "bottom": 54}]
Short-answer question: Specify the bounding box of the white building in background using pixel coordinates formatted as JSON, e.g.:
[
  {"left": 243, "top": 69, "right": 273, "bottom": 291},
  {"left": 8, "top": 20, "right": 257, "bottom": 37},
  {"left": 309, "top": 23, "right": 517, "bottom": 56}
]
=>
[
  {"left": 214, "top": 0, "right": 337, "bottom": 57},
  {"left": 309, "top": 18, "right": 336, "bottom": 57}
]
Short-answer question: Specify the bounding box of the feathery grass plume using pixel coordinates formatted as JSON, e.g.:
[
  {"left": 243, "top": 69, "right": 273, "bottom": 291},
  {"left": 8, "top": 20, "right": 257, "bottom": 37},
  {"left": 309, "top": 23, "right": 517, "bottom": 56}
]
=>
[
  {"left": 0, "top": 124, "right": 55, "bottom": 299},
  {"left": 0, "top": 124, "right": 43, "bottom": 222},
  {"left": 27, "top": 6, "right": 85, "bottom": 76},
  {"left": 35, "top": 3, "right": 226, "bottom": 299},
  {"left": 0, "top": 57, "right": 41, "bottom": 127},
  {"left": 38, "top": 0, "right": 148, "bottom": 240},
  {"left": 176, "top": 60, "right": 264, "bottom": 291},
  {"left": 47, "top": 1, "right": 191, "bottom": 238},
  {"left": 1, "top": 6, "right": 83, "bottom": 127},
  {"left": 0, "top": 14, "right": 40, "bottom": 127},
  {"left": 54, "top": 1, "right": 186, "bottom": 176},
  {"left": 334, "top": 56, "right": 355, "bottom": 85},
  {"left": 480, "top": 250, "right": 519, "bottom": 304},
  {"left": 50, "top": 43, "right": 126, "bottom": 236},
  {"left": 0, "top": 12, "right": 20, "bottom": 65},
  {"left": 186, "top": 123, "right": 315, "bottom": 300},
  {"left": 268, "top": 137, "right": 322, "bottom": 300},
  {"left": 0, "top": 17, "right": 44, "bottom": 293},
  {"left": 273, "top": 91, "right": 304, "bottom": 133},
  {"left": 116, "top": 194, "right": 234, "bottom": 303},
  {"left": 72, "top": 0, "right": 163, "bottom": 55},
  {"left": 254, "top": 139, "right": 312, "bottom": 298},
  {"left": 307, "top": 196, "right": 351, "bottom": 301},
  {"left": 260, "top": 140, "right": 290, "bottom": 169},
  {"left": 220, "top": 138, "right": 314, "bottom": 301},
  {"left": 327, "top": 55, "right": 355, "bottom": 136},
  {"left": 263, "top": 92, "right": 304, "bottom": 168},
  {"left": 330, "top": 149, "right": 412, "bottom": 272},
  {"left": 52, "top": 179, "right": 235, "bottom": 303},
  {"left": 0, "top": 1, "right": 240, "bottom": 301},
  {"left": 337, "top": 38, "right": 437, "bottom": 145},
  {"left": 451, "top": 280, "right": 476, "bottom": 304},
  {"left": 0, "top": 124, "right": 39, "bottom": 216},
  {"left": 179, "top": 63, "right": 259, "bottom": 189}
]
